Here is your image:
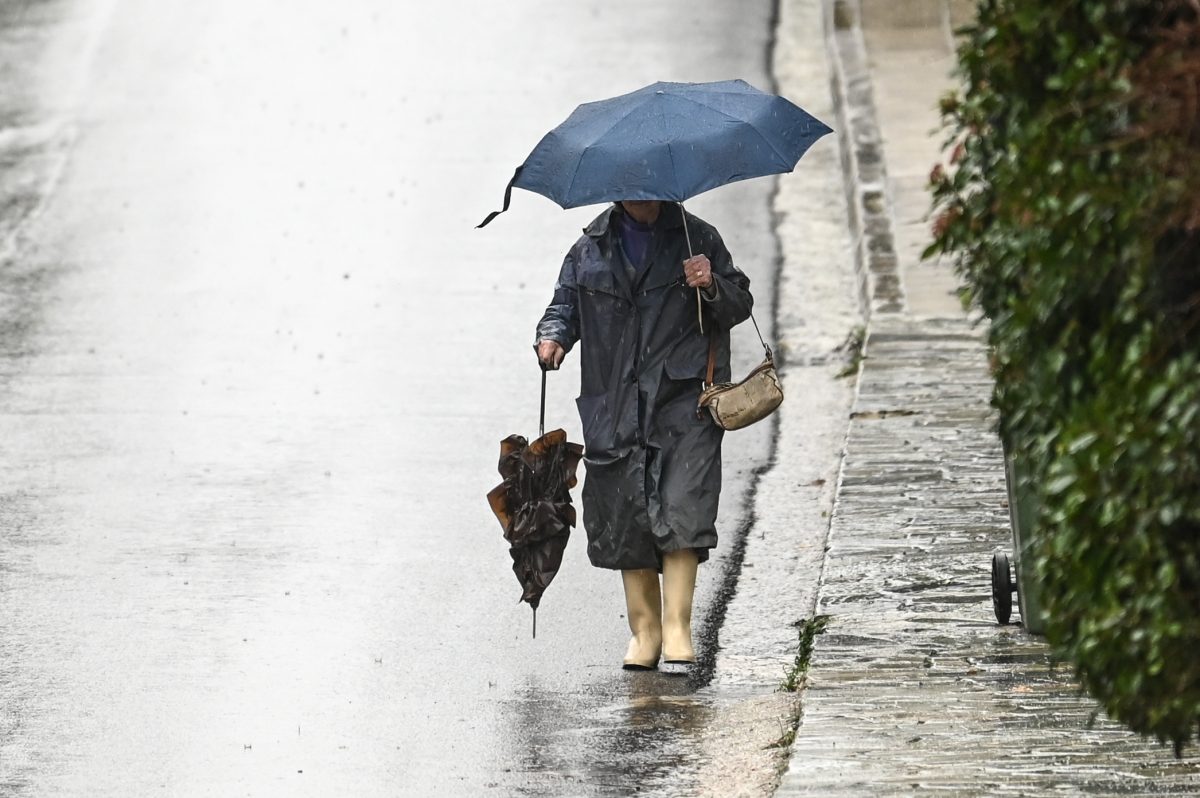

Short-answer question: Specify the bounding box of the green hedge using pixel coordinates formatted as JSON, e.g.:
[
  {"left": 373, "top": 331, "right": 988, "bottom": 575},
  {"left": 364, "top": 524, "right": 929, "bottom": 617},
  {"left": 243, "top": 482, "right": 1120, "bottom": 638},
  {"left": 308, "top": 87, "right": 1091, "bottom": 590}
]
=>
[{"left": 928, "top": 1, "right": 1200, "bottom": 751}]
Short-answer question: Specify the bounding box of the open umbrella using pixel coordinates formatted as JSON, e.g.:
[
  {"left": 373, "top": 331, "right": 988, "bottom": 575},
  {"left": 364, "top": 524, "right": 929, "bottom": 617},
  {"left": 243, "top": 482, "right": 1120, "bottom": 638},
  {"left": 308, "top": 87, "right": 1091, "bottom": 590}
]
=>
[
  {"left": 486, "top": 369, "right": 583, "bottom": 637},
  {"left": 478, "top": 79, "right": 831, "bottom": 220},
  {"left": 476, "top": 78, "right": 832, "bottom": 327}
]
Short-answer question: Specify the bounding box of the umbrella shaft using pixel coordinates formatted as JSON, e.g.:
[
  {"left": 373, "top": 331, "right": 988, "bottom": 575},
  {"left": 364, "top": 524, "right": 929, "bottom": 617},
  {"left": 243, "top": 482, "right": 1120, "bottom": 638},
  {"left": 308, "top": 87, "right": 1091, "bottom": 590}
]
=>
[
  {"left": 539, "top": 368, "right": 547, "bottom": 439},
  {"left": 679, "top": 202, "right": 704, "bottom": 335}
]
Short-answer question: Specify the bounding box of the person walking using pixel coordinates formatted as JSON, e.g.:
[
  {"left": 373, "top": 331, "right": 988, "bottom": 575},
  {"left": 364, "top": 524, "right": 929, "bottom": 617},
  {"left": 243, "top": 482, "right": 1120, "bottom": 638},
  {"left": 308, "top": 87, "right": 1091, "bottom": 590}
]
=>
[{"left": 534, "top": 199, "right": 753, "bottom": 672}]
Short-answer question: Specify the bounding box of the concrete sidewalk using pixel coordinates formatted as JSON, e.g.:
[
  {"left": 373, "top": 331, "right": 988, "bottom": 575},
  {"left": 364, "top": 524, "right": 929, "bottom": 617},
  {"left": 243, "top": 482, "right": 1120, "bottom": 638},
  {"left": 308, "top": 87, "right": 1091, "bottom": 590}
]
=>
[{"left": 777, "top": 1, "right": 1200, "bottom": 793}]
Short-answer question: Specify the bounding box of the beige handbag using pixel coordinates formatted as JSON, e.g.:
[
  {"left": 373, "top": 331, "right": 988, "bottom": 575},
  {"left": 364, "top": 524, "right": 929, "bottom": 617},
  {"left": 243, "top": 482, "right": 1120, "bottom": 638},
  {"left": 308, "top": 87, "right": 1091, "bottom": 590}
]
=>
[{"left": 697, "top": 316, "right": 783, "bottom": 431}]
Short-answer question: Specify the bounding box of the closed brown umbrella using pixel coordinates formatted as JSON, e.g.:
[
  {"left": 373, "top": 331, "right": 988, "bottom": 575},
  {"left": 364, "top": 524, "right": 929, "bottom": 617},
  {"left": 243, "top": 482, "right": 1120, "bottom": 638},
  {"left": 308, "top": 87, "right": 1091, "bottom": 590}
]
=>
[{"left": 486, "top": 370, "right": 583, "bottom": 637}]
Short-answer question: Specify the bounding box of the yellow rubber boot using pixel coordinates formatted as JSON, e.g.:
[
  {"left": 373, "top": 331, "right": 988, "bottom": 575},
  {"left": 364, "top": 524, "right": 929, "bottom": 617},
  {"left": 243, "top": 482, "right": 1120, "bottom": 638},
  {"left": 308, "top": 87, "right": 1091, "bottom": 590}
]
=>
[
  {"left": 661, "top": 548, "right": 698, "bottom": 665},
  {"left": 621, "top": 569, "right": 662, "bottom": 670}
]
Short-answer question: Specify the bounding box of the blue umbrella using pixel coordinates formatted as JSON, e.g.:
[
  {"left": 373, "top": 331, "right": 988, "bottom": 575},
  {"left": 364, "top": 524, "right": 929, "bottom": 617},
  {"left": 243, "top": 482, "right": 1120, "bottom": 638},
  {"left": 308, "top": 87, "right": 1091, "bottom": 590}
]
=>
[{"left": 477, "top": 79, "right": 832, "bottom": 227}]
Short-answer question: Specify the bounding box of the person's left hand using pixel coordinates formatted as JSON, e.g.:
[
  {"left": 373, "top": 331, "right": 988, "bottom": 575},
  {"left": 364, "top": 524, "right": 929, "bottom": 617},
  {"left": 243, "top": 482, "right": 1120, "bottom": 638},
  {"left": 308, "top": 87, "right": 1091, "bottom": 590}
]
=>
[{"left": 683, "top": 255, "right": 713, "bottom": 289}]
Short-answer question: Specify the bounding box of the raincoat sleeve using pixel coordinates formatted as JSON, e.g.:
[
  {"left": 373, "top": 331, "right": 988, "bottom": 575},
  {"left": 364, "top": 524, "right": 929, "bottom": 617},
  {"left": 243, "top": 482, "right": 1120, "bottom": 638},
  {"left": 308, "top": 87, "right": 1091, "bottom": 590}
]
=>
[
  {"left": 534, "top": 247, "right": 580, "bottom": 352},
  {"left": 698, "top": 226, "right": 753, "bottom": 330}
]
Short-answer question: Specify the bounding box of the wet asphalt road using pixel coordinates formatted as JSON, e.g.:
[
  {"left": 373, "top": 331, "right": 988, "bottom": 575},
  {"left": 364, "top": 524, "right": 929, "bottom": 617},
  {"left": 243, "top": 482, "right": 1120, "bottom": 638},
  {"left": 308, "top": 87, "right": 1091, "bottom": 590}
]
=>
[{"left": 0, "top": 0, "right": 780, "bottom": 794}]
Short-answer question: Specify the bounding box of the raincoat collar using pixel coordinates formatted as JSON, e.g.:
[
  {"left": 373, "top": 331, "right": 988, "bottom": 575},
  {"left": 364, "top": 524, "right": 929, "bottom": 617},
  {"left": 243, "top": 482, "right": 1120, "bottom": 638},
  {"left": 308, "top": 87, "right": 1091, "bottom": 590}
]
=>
[{"left": 583, "top": 203, "right": 686, "bottom": 238}]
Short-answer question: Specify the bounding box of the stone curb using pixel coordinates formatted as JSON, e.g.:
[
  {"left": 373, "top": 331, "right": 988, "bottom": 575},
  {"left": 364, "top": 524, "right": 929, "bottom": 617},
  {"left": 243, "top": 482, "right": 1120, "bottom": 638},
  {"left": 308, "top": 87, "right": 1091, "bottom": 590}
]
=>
[{"left": 820, "top": 0, "right": 905, "bottom": 318}]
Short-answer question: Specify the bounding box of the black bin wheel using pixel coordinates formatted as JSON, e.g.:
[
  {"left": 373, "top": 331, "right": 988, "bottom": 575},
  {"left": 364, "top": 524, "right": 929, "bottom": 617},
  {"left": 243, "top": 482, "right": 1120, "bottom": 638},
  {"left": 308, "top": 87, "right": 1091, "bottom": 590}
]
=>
[{"left": 991, "top": 551, "right": 1014, "bottom": 625}]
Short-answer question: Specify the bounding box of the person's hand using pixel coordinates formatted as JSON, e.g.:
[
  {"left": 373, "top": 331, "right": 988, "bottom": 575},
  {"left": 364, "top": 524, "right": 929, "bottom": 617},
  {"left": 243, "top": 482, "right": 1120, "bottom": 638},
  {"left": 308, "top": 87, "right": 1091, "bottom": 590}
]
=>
[
  {"left": 683, "top": 255, "right": 713, "bottom": 289},
  {"left": 537, "top": 339, "right": 565, "bottom": 370}
]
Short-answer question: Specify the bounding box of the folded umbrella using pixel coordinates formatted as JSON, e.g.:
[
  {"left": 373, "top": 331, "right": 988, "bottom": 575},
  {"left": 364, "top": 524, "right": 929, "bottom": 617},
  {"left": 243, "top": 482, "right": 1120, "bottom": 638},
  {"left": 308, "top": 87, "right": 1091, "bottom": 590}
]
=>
[{"left": 486, "top": 370, "right": 583, "bottom": 637}]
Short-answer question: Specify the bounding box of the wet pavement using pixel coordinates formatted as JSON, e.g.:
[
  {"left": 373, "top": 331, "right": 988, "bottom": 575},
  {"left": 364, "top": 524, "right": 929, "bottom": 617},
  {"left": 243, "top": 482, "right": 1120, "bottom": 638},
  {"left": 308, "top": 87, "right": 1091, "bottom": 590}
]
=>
[
  {"left": 778, "top": 1, "right": 1200, "bottom": 794},
  {"left": 9, "top": 0, "right": 1188, "bottom": 794},
  {"left": 0, "top": 0, "right": 858, "bottom": 796},
  {"left": 656, "top": 1, "right": 864, "bottom": 792}
]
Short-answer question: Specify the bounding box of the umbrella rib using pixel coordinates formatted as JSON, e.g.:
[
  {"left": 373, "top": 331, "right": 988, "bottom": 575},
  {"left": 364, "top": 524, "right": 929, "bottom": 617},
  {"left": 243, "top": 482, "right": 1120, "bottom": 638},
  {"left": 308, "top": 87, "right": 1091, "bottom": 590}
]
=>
[
  {"left": 561, "top": 147, "right": 587, "bottom": 208},
  {"left": 560, "top": 100, "right": 652, "bottom": 204},
  {"left": 665, "top": 140, "right": 680, "bottom": 196},
  {"left": 666, "top": 93, "right": 797, "bottom": 168}
]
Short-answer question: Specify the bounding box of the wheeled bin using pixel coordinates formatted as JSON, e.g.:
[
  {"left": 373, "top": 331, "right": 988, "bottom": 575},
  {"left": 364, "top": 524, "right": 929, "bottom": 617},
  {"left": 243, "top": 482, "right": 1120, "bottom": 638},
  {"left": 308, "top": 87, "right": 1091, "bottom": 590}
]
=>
[{"left": 991, "top": 448, "right": 1046, "bottom": 634}]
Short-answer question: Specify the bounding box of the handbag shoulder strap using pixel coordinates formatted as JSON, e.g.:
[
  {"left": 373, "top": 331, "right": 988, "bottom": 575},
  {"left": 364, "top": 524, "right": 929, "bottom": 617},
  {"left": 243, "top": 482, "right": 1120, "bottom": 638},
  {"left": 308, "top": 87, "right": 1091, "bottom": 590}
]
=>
[
  {"left": 748, "top": 312, "right": 772, "bottom": 359},
  {"left": 704, "top": 311, "right": 773, "bottom": 389},
  {"left": 706, "top": 329, "right": 718, "bottom": 388}
]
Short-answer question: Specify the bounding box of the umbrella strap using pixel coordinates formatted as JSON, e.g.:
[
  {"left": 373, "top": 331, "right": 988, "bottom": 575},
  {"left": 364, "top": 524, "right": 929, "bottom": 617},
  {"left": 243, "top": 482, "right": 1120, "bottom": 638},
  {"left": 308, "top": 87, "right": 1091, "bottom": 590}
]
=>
[{"left": 477, "top": 165, "right": 524, "bottom": 229}]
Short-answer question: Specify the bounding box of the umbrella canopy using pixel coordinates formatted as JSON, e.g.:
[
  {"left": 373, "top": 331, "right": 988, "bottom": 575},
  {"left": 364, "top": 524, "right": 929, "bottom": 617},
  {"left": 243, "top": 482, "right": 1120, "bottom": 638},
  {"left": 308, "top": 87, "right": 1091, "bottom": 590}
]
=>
[
  {"left": 478, "top": 79, "right": 832, "bottom": 226},
  {"left": 486, "top": 428, "right": 583, "bottom": 636}
]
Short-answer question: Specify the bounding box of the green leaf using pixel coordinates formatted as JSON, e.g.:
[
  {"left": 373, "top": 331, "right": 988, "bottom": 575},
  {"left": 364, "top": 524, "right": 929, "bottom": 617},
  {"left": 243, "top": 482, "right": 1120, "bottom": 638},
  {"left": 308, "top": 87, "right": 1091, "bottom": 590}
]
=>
[
  {"left": 1066, "top": 432, "right": 1099, "bottom": 455},
  {"left": 925, "top": 0, "right": 1200, "bottom": 749},
  {"left": 1045, "top": 474, "right": 1076, "bottom": 495}
]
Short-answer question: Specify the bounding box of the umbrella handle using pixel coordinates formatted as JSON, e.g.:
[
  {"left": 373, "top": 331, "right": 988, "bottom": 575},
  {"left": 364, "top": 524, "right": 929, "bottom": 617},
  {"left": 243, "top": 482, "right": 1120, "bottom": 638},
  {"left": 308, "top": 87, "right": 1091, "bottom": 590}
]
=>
[
  {"left": 679, "top": 203, "right": 704, "bottom": 335},
  {"left": 679, "top": 203, "right": 771, "bottom": 360},
  {"left": 539, "top": 365, "right": 547, "bottom": 439}
]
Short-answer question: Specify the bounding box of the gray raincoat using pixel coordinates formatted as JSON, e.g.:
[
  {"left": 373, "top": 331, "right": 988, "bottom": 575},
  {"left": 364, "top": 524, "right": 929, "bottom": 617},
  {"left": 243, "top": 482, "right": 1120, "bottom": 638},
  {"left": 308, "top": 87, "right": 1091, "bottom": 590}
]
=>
[{"left": 534, "top": 203, "right": 753, "bottom": 571}]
